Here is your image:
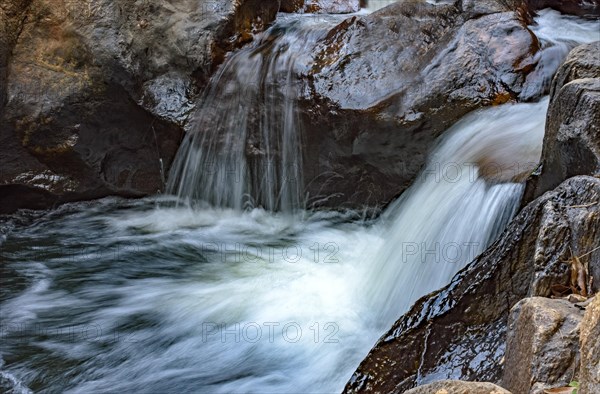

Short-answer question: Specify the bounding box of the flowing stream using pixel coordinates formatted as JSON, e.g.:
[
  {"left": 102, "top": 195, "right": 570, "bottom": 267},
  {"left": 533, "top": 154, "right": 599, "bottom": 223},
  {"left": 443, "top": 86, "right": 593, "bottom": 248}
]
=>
[
  {"left": 1, "top": 7, "right": 598, "bottom": 394},
  {"left": 166, "top": 14, "right": 329, "bottom": 212}
]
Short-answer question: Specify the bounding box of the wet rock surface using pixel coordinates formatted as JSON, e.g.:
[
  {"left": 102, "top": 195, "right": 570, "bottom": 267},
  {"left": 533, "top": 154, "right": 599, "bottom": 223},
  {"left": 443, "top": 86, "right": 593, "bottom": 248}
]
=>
[
  {"left": 344, "top": 176, "right": 600, "bottom": 393},
  {"left": 0, "top": 0, "right": 280, "bottom": 214},
  {"left": 502, "top": 297, "right": 583, "bottom": 394},
  {"left": 301, "top": 0, "right": 541, "bottom": 209},
  {"left": 2, "top": 0, "right": 551, "bottom": 213},
  {"left": 404, "top": 380, "right": 512, "bottom": 394},
  {"left": 345, "top": 41, "right": 600, "bottom": 394}
]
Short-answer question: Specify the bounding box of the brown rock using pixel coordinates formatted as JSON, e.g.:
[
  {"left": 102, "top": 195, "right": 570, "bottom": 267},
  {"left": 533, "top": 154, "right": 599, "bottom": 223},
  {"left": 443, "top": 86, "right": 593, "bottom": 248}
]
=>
[
  {"left": 580, "top": 296, "right": 600, "bottom": 394},
  {"left": 280, "top": 0, "right": 305, "bottom": 12},
  {"left": 404, "top": 380, "right": 512, "bottom": 394},
  {"left": 0, "top": 0, "right": 33, "bottom": 116},
  {"left": 0, "top": 0, "right": 280, "bottom": 214},
  {"left": 502, "top": 297, "right": 583, "bottom": 394}
]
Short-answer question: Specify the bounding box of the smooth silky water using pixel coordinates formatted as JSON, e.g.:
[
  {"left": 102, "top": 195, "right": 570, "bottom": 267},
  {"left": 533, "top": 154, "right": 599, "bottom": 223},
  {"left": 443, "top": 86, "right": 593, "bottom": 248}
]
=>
[
  {"left": 167, "top": 14, "right": 344, "bottom": 212},
  {"left": 1, "top": 8, "right": 598, "bottom": 394}
]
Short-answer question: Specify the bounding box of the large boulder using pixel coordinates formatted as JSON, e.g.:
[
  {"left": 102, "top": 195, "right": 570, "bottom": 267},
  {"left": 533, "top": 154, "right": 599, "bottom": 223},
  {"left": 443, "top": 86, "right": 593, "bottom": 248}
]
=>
[
  {"left": 300, "top": 0, "right": 541, "bottom": 209},
  {"left": 0, "top": 0, "right": 549, "bottom": 213},
  {"left": 343, "top": 176, "right": 600, "bottom": 393},
  {"left": 580, "top": 296, "right": 600, "bottom": 394},
  {"left": 404, "top": 380, "right": 512, "bottom": 394},
  {"left": 0, "top": 0, "right": 280, "bottom": 214},
  {"left": 524, "top": 42, "right": 600, "bottom": 205},
  {"left": 502, "top": 297, "right": 584, "bottom": 394},
  {"left": 549, "top": 42, "right": 600, "bottom": 99}
]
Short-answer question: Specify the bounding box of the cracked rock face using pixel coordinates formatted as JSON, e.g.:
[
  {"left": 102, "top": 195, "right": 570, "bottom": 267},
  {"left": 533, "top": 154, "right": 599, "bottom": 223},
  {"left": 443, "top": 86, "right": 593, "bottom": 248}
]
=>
[{"left": 524, "top": 42, "right": 600, "bottom": 206}]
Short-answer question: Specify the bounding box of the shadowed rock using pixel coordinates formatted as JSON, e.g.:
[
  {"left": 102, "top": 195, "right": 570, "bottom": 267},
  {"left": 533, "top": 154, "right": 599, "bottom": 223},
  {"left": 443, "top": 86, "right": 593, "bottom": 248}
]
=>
[
  {"left": 527, "top": 0, "right": 600, "bottom": 18},
  {"left": 580, "top": 296, "right": 600, "bottom": 394},
  {"left": 281, "top": 0, "right": 360, "bottom": 13}
]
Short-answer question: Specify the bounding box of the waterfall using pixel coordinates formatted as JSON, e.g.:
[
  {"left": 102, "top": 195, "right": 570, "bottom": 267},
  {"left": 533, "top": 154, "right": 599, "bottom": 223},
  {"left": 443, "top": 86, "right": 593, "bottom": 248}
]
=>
[
  {"left": 167, "top": 16, "right": 340, "bottom": 212},
  {"left": 364, "top": 98, "right": 549, "bottom": 328}
]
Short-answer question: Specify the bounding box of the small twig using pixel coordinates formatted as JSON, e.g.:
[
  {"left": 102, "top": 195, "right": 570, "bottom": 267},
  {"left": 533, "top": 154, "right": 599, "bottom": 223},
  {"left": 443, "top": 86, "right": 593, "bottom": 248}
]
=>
[
  {"left": 561, "top": 245, "right": 600, "bottom": 263},
  {"left": 566, "top": 201, "right": 598, "bottom": 209},
  {"left": 579, "top": 245, "right": 600, "bottom": 260}
]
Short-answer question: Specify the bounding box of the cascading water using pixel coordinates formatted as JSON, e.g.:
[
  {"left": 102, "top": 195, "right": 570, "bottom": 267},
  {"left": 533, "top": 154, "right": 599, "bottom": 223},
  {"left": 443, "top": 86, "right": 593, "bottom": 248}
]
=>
[
  {"left": 365, "top": 98, "right": 548, "bottom": 328},
  {"left": 1, "top": 8, "right": 598, "bottom": 394},
  {"left": 167, "top": 15, "right": 340, "bottom": 212}
]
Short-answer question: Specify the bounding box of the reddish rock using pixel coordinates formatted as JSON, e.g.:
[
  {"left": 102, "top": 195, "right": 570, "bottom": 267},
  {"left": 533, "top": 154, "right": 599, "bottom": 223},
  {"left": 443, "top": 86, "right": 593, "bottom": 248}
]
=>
[{"left": 0, "top": 0, "right": 280, "bottom": 214}]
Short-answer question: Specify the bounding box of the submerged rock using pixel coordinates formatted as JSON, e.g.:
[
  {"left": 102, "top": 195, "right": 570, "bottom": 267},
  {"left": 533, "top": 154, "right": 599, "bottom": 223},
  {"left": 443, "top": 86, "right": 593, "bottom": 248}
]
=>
[
  {"left": 344, "top": 176, "right": 600, "bottom": 393},
  {"left": 502, "top": 297, "right": 583, "bottom": 394},
  {"left": 404, "top": 380, "right": 512, "bottom": 394},
  {"left": 0, "top": 0, "right": 280, "bottom": 214}
]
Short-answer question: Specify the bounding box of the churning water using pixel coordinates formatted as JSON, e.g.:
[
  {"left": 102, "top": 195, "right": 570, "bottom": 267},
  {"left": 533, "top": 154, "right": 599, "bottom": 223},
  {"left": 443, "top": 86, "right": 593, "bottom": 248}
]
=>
[{"left": 1, "top": 8, "right": 598, "bottom": 394}]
